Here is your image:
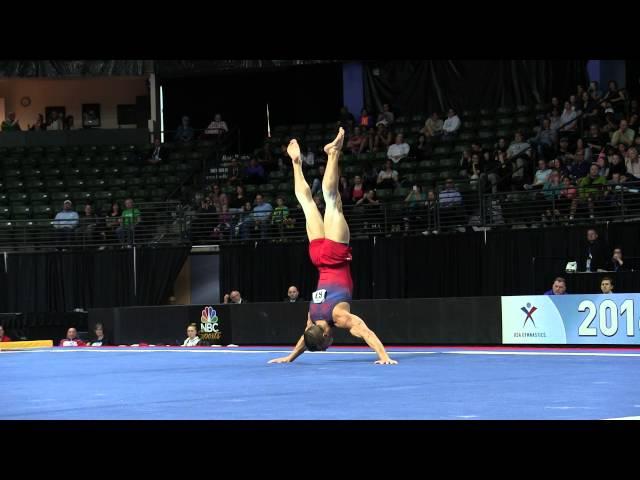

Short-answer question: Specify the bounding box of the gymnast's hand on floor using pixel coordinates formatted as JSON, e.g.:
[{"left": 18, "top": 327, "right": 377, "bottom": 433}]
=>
[
  {"left": 375, "top": 359, "right": 398, "bottom": 365},
  {"left": 268, "top": 356, "right": 292, "bottom": 364}
]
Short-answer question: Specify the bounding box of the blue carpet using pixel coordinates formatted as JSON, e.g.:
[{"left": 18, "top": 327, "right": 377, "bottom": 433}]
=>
[{"left": 2, "top": 347, "right": 640, "bottom": 420}]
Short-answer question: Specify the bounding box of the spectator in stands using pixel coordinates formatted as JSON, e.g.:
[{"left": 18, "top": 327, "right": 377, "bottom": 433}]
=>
[
  {"left": 467, "top": 152, "right": 482, "bottom": 185},
  {"left": 78, "top": 202, "right": 100, "bottom": 245},
  {"left": 59, "top": 327, "right": 86, "bottom": 347},
  {"left": 234, "top": 201, "right": 255, "bottom": 239},
  {"left": 47, "top": 111, "right": 63, "bottom": 130},
  {"left": 204, "top": 113, "right": 228, "bottom": 137},
  {"left": 373, "top": 123, "right": 392, "bottom": 152},
  {"left": 404, "top": 184, "right": 425, "bottom": 208},
  {"left": 580, "top": 91, "right": 597, "bottom": 120},
  {"left": 28, "top": 114, "right": 46, "bottom": 131},
  {"left": 611, "top": 119, "right": 635, "bottom": 147},
  {"left": 549, "top": 108, "right": 562, "bottom": 133},
  {"left": 146, "top": 138, "right": 163, "bottom": 164},
  {"left": 252, "top": 193, "right": 273, "bottom": 239},
  {"left": 174, "top": 116, "right": 195, "bottom": 143},
  {"left": 228, "top": 158, "right": 243, "bottom": 186},
  {"left": 359, "top": 127, "right": 376, "bottom": 154},
  {"left": 347, "top": 126, "right": 367, "bottom": 155},
  {"left": 584, "top": 124, "right": 607, "bottom": 157},
  {"left": 530, "top": 118, "right": 556, "bottom": 160},
  {"left": 301, "top": 145, "right": 315, "bottom": 167},
  {"left": 0, "top": 325, "right": 11, "bottom": 342},
  {"left": 339, "top": 106, "right": 356, "bottom": 131},
  {"left": 541, "top": 170, "right": 563, "bottom": 222},
  {"left": 376, "top": 103, "right": 395, "bottom": 126},
  {"left": 116, "top": 198, "right": 141, "bottom": 244},
  {"left": 602, "top": 104, "right": 617, "bottom": 135},
  {"left": 376, "top": 160, "right": 399, "bottom": 189},
  {"left": 311, "top": 165, "right": 325, "bottom": 196},
  {"left": 87, "top": 323, "right": 110, "bottom": 347},
  {"left": 507, "top": 131, "right": 531, "bottom": 185},
  {"left": 567, "top": 151, "right": 590, "bottom": 180},
  {"left": 415, "top": 134, "right": 431, "bottom": 160},
  {"left": 611, "top": 247, "right": 626, "bottom": 272},
  {"left": 607, "top": 153, "right": 627, "bottom": 180},
  {"left": 351, "top": 175, "right": 365, "bottom": 203},
  {"left": 525, "top": 159, "right": 551, "bottom": 190},
  {"left": 387, "top": 134, "right": 410, "bottom": 164},
  {"left": 285, "top": 286, "right": 303, "bottom": 303},
  {"left": 105, "top": 202, "right": 121, "bottom": 241},
  {"left": 359, "top": 108, "right": 373, "bottom": 129},
  {"left": 600, "top": 276, "right": 615, "bottom": 294},
  {"left": 63, "top": 115, "right": 74, "bottom": 130},
  {"left": 442, "top": 108, "right": 461, "bottom": 138},
  {"left": 549, "top": 157, "right": 570, "bottom": 179},
  {"left": 1, "top": 112, "right": 21, "bottom": 131},
  {"left": 493, "top": 150, "right": 513, "bottom": 193},
  {"left": 550, "top": 97, "right": 561, "bottom": 112},
  {"left": 53, "top": 200, "right": 79, "bottom": 246},
  {"left": 229, "top": 185, "right": 247, "bottom": 213},
  {"left": 439, "top": 179, "right": 465, "bottom": 232},
  {"left": 628, "top": 114, "right": 640, "bottom": 135},
  {"left": 603, "top": 80, "right": 626, "bottom": 114},
  {"left": 421, "top": 189, "right": 439, "bottom": 235},
  {"left": 223, "top": 290, "right": 245, "bottom": 304},
  {"left": 544, "top": 277, "right": 567, "bottom": 295},
  {"left": 571, "top": 164, "right": 607, "bottom": 219},
  {"left": 559, "top": 101, "right": 578, "bottom": 133},
  {"left": 625, "top": 147, "right": 640, "bottom": 179},
  {"left": 589, "top": 81, "right": 602, "bottom": 101},
  {"left": 338, "top": 176, "right": 351, "bottom": 205},
  {"left": 244, "top": 158, "right": 266, "bottom": 185},
  {"left": 212, "top": 201, "right": 232, "bottom": 240},
  {"left": 422, "top": 112, "right": 444, "bottom": 138},
  {"left": 271, "top": 196, "right": 290, "bottom": 235},
  {"left": 182, "top": 324, "right": 202, "bottom": 347},
  {"left": 581, "top": 228, "right": 609, "bottom": 272}
]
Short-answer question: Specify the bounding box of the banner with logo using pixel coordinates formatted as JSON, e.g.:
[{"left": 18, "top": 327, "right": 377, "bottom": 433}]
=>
[
  {"left": 501, "top": 294, "right": 640, "bottom": 345},
  {"left": 186, "top": 305, "right": 232, "bottom": 346}
]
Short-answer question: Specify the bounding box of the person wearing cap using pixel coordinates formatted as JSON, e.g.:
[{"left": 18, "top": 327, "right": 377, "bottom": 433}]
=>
[{"left": 53, "top": 200, "right": 80, "bottom": 247}]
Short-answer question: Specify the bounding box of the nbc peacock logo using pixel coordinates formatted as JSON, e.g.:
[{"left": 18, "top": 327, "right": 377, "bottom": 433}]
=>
[{"left": 200, "top": 306, "right": 221, "bottom": 340}]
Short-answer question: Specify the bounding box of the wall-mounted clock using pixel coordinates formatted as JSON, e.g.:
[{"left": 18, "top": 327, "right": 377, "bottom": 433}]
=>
[{"left": 20, "top": 96, "right": 31, "bottom": 107}]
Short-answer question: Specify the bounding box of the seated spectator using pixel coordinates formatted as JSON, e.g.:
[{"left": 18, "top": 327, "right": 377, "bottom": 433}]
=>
[
  {"left": 87, "top": 323, "right": 110, "bottom": 347},
  {"left": 571, "top": 164, "right": 607, "bottom": 219},
  {"left": 116, "top": 198, "right": 141, "bottom": 245},
  {"left": 212, "top": 203, "right": 233, "bottom": 240},
  {"left": 59, "top": 327, "right": 87, "bottom": 347},
  {"left": 422, "top": 112, "right": 443, "bottom": 137},
  {"left": 549, "top": 108, "right": 562, "bottom": 133},
  {"left": 602, "top": 104, "right": 617, "bottom": 135},
  {"left": 600, "top": 276, "right": 615, "bottom": 294},
  {"left": 607, "top": 153, "right": 627, "bottom": 180},
  {"left": 567, "top": 152, "right": 590, "bottom": 180},
  {"left": 548, "top": 157, "right": 570, "bottom": 179},
  {"left": 355, "top": 189, "right": 380, "bottom": 207},
  {"left": 338, "top": 176, "right": 351, "bottom": 205},
  {"left": 351, "top": 175, "right": 365, "bottom": 203},
  {"left": 442, "top": 108, "right": 461, "bottom": 138},
  {"left": 252, "top": 193, "right": 273, "bottom": 238},
  {"left": 467, "top": 152, "right": 483, "bottom": 185},
  {"left": 628, "top": 113, "right": 640, "bottom": 135},
  {"left": 359, "top": 108, "right": 373, "bottom": 129},
  {"left": 271, "top": 196, "right": 292, "bottom": 235},
  {"left": 580, "top": 91, "right": 598, "bottom": 121},
  {"left": 507, "top": 131, "right": 531, "bottom": 184},
  {"left": 227, "top": 158, "right": 243, "bottom": 186},
  {"left": 525, "top": 159, "right": 552, "bottom": 190},
  {"left": 625, "top": 147, "right": 640, "bottom": 179},
  {"left": 229, "top": 185, "right": 247, "bottom": 213},
  {"left": 0, "top": 324, "right": 11, "bottom": 342},
  {"left": 404, "top": 184, "right": 426, "bottom": 209},
  {"left": 182, "top": 323, "right": 202, "bottom": 347},
  {"left": 559, "top": 101, "right": 578, "bottom": 133},
  {"left": 358, "top": 127, "right": 376, "bottom": 154},
  {"left": 285, "top": 286, "right": 303, "bottom": 303},
  {"left": 223, "top": 290, "right": 246, "bottom": 304},
  {"left": 47, "top": 111, "right": 63, "bottom": 130},
  {"left": 611, "top": 119, "right": 635, "bottom": 147},
  {"left": 204, "top": 113, "right": 228, "bottom": 137},
  {"left": 29, "top": 114, "right": 46, "bottom": 131},
  {"left": 376, "top": 103, "right": 395, "bottom": 126},
  {"left": 439, "top": 179, "right": 465, "bottom": 232},
  {"left": 588, "top": 80, "right": 602, "bottom": 101},
  {"left": 387, "top": 133, "right": 410, "bottom": 164},
  {"left": 415, "top": 134, "right": 431, "bottom": 160},
  {"left": 339, "top": 106, "right": 356, "bottom": 131},
  {"left": 53, "top": 200, "right": 79, "bottom": 246},
  {"left": 1, "top": 112, "right": 21, "bottom": 131},
  {"left": 244, "top": 158, "right": 267, "bottom": 185},
  {"left": 584, "top": 124, "right": 607, "bottom": 157},
  {"left": 373, "top": 123, "right": 392, "bottom": 152},
  {"left": 611, "top": 247, "right": 626, "bottom": 272},
  {"left": 544, "top": 277, "right": 567, "bottom": 295},
  {"left": 486, "top": 150, "right": 513, "bottom": 193},
  {"left": 301, "top": 145, "right": 316, "bottom": 167},
  {"left": 146, "top": 138, "right": 163, "bottom": 164},
  {"left": 78, "top": 203, "right": 100, "bottom": 244},
  {"left": 311, "top": 165, "right": 325, "bottom": 196},
  {"left": 603, "top": 80, "right": 626, "bottom": 113},
  {"left": 347, "top": 126, "right": 367, "bottom": 155},
  {"left": 234, "top": 201, "right": 255, "bottom": 239},
  {"left": 541, "top": 170, "right": 563, "bottom": 222},
  {"left": 376, "top": 160, "right": 399, "bottom": 189},
  {"left": 530, "top": 118, "right": 556, "bottom": 160},
  {"left": 174, "top": 116, "right": 195, "bottom": 143}
]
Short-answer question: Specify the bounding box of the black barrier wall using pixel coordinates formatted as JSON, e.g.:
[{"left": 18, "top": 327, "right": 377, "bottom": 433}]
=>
[{"left": 88, "top": 297, "right": 501, "bottom": 346}]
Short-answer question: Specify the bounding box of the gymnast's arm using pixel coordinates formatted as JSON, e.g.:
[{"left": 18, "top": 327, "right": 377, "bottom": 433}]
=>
[
  {"left": 348, "top": 315, "right": 398, "bottom": 365},
  {"left": 268, "top": 319, "right": 312, "bottom": 363}
]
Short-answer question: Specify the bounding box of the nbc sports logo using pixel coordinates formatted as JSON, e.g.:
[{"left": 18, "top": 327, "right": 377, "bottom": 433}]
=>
[{"left": 200, "top": 306, "right": 220, "bottom": 333}]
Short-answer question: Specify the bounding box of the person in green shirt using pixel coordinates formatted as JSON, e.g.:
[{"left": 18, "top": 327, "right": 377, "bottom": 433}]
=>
[
  {"left": 116, "top": 198, "right": 141, "bottom": 244},
  {"left": 1, "top": 112, "right": 21, "bottom": 131},
  {"left": 571, "top": 164, "right": 606, "bottom": 219},
  {"left": 272, "top": 196, "right": 292, "bottom": 236}
]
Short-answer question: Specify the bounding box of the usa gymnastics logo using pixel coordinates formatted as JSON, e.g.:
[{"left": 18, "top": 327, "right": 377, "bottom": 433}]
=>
[
  {"left": 200, "top": 306, "right": 221, "bottom": 339},
  {"left": 521, "top": 303, "right": 538, "bottom": 328}
]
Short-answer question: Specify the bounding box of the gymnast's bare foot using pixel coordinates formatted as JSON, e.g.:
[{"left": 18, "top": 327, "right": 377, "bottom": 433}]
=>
[
  {"left": 287, "top": 139, "right": 302, "bottom": 165},
  {"left": 324, "top": 127, "right": 345, "bottom": 155}
]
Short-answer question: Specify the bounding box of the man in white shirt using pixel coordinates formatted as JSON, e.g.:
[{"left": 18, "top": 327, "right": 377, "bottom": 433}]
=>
[
  {"left": 387, "top": 133, "right": 410, "bottom": 164},
  {"left": 507, "top": 131, "right": 531, "bottom": 182},
  {"left": 442, "top": 108, "right": 461, "bottom": 138},
  {"left": 205, "top": 113, "right": 229, "bottom": 136},
  {"left": 47, "top": 111, "right": 63, "bottom": 131}
]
